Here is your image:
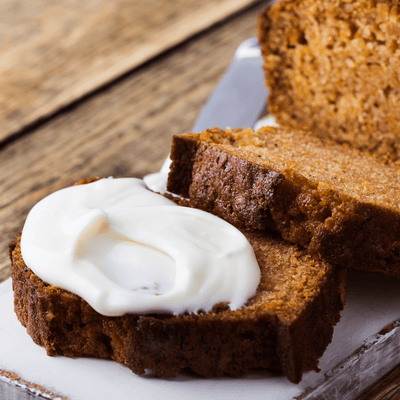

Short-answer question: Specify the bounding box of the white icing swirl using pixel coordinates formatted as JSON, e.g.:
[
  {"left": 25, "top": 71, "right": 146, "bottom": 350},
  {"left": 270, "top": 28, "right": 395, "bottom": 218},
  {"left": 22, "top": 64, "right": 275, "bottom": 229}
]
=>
[{"left": 21, "top": 178, "right": 260, "bottom": 316}]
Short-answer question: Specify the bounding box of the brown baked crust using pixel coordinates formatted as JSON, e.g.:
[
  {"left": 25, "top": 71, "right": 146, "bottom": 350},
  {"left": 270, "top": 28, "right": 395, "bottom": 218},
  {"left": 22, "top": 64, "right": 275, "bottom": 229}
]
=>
[
  {"left": 257, "top": 0, "right": 400, "bottom": 164},
  {"left": 10, "top": 181, "right": 345, "bottom": 383},
  {"left": 167, "top": 127, "right": 400, "bottom": 277}
]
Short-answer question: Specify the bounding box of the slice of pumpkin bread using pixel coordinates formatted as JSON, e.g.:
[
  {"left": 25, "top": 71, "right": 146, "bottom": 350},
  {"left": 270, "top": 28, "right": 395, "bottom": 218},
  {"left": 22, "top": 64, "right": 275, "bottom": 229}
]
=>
[
  {"left": 257, "top": 0, "right": 400, "bottom": 163},
  {"left": 10, "top": 179, "right": 345, "bottom": 384},
  {"left": 167, "top": 126, "right": 400, "bottom": 276}
]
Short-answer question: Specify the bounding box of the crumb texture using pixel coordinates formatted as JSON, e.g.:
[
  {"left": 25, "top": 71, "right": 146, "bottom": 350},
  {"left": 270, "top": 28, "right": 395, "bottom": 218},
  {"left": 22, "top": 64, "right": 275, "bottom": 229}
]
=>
[{"left": 258, "top": 0, "right": 400, "bottom": 163}]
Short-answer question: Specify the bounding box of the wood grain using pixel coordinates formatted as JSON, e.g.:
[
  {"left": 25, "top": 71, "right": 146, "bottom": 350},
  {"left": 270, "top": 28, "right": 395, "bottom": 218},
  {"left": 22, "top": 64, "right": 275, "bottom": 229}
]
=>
[
  {"left": 357, "top": 364, "right": 400, "bottom": 399},
  {"left": 0, "top": 0, "right": 263, "bottom": 144},
  {"left": 0, "top": 1, "right": 270, "bottom": 283}
]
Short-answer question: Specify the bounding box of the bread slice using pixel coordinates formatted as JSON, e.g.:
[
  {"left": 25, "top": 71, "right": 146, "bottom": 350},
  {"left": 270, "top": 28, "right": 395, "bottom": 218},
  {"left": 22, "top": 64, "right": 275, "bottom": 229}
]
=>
[
  {"left": 10, "top": 180, "right": 345, "bottom": 384},
  {"left": 257, "top": 0, "right": 400, "bottom": 163},
  {"left": 167, "top": 126, "right": 400, "bottom": 277}
]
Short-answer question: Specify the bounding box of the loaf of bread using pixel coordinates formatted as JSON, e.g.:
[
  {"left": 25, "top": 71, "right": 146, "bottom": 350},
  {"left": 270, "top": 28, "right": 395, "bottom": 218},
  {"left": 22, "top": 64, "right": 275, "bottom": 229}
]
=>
[
  {"left": 167, "top": 126, "right": 400, "bottom": 277},
  {"left": 257, "top": 0, "right": 400, "bottom": 163},
  {"left": 10, "top": 180, "right": 345, "bottom": 384}
]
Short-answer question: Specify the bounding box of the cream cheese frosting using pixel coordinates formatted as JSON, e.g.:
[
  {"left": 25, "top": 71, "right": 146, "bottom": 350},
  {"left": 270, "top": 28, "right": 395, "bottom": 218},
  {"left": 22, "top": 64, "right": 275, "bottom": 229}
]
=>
[{"left": 20, "top": 178, "right": 260, "bottom": 316}]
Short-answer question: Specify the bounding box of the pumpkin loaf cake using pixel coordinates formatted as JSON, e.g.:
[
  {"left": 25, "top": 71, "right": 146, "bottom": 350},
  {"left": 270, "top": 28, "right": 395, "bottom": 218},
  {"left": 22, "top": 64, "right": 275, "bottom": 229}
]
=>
[
  {"left": 10, "top": 180, "right": 345, "bottom": 384},
  {"left": 257, "top": 0, "right": 400, "bottom": 163},
  {"left": 167, "top": 126, "right": 400, "bottom": 277}
]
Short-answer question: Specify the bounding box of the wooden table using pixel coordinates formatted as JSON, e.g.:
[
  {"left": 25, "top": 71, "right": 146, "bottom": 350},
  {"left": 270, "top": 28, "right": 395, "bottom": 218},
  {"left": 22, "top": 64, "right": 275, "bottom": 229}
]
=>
[{"left": 0, "top": 1, "right": 398, "bottom": 398}]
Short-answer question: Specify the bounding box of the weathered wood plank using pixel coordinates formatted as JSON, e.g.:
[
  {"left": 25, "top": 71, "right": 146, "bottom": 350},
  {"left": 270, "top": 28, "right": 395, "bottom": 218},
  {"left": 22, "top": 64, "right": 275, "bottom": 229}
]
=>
[
  {"left": 0, "top": 1, "right": 269, "bottom": 283},
  {"left": 357, "top": 363, "right": 400, "bottom": 400},
  {"left": 0, "top": 0, "right": 263, "bottom": 143}
]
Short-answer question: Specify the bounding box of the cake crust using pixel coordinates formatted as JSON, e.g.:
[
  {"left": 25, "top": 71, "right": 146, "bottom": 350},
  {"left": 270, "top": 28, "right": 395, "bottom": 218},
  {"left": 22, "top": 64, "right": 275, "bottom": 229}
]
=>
[{"left": 10, "top": 183, "right": 345, "bottom": 383}]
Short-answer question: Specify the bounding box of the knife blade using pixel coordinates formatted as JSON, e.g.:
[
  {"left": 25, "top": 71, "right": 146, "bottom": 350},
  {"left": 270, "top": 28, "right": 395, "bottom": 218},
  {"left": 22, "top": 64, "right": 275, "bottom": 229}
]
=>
[
  {"left": 192, "top": 37, "right": 268, "bottom": 132},
  {"left": 143, "top": 37, "right": 268, "bottom": 193}
]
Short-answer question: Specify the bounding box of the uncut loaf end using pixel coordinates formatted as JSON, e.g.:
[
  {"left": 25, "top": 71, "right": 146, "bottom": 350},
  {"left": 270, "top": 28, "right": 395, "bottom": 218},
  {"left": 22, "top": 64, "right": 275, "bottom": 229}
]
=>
[
  {"left": 168, "top": 126, "right": 400, "bottom": 277},
  {"left": 258, "top": 0, "right": 400, "bottom": 163}
]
